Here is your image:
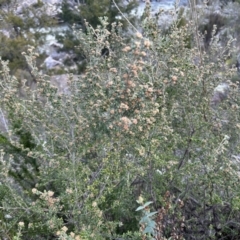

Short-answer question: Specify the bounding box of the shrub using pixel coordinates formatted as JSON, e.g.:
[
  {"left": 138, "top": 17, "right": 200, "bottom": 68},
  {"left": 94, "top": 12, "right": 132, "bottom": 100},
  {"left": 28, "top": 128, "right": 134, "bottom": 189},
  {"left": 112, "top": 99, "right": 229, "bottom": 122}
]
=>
[{"left": 0, "top": 1, "right": 240, "bottom": 239}]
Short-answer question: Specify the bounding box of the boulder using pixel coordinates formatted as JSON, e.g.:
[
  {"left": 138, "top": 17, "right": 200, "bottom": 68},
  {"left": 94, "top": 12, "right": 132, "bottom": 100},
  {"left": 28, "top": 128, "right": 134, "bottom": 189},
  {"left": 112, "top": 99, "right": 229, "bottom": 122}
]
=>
[
  {"left": 0, "top": 109, "right": 9, "bottom": 133},
  {"left": 16, "top": 0, "right": 38, "bottom": 14},
  {"left": 211, "top": 82, "right": 229, "bottom": 107},
  {"left": 0, "top": 29, "right": 10, "bottom": 38},
  {"left": 42, "top": 56, "right": 64, "bottom": 69},
  {"left": 15, "top": 0, "right": 63, "bottom": 16},
  {"left": 51, "top": 51, "right": 70, "bottom": 61},
  {"left": 47, "top": 43, "right": 70, "bottom": 62}
]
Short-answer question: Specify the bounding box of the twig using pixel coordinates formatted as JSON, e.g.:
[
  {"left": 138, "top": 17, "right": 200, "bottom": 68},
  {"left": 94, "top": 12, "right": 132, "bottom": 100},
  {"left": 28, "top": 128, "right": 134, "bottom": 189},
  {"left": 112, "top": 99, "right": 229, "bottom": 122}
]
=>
[
  {"left": 188, "top": 0, "right": 203, "bottom": 65},
  {"left": 112, "top": 0, "right": 139, "bottom": 33}
]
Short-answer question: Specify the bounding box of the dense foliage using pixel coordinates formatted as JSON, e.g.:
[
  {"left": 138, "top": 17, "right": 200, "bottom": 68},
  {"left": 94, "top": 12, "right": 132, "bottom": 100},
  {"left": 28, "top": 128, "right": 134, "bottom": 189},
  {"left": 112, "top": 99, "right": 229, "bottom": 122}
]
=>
[
  {"left": 78, "top": 0, "right": 138, "bottom": 30},
  {"left": 0, "top": 0, "right": 56, "bottom": 72},
  {"left": 1, "top": 1, "right": 240, "bottom": 239}
]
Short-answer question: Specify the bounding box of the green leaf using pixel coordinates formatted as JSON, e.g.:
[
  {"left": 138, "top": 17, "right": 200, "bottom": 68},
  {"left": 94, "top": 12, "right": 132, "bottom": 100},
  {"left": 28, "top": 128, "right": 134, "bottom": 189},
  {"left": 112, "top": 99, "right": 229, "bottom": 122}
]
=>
[
  {"left": 136, "top": 201, "right": 153, "bottom": 211},
  {"left": 143, "top": 224, "right": 155, "bottom": 235},
  {"left": 146, "top": 211, "right": 158, "bottom": 218}
]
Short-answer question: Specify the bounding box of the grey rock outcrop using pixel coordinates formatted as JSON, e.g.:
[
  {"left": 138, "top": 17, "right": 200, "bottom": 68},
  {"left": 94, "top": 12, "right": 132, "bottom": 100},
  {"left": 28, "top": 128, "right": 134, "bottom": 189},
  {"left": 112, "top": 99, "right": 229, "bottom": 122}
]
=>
[
  {"left": 0, "top": 109, "right": 9, "bottom": 133},
  {"left": 42, "top": 56, "right": 64, "bottom": 69},
  {"left": 211, "top": 82, "right": 229, "bottom": 107},
  {"left": 16, "top": 0, "right": 38, "bottom": 14}
]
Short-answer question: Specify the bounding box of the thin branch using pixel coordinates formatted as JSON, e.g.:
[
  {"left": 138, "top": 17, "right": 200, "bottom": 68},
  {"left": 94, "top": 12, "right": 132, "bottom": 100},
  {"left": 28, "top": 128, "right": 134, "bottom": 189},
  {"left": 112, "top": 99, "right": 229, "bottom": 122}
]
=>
[
  {"left": 112, "top": 0, "right": 139, "bottom": 33},
  {"left": 188, "top": 0, "right": 203, "bottom": 65}
]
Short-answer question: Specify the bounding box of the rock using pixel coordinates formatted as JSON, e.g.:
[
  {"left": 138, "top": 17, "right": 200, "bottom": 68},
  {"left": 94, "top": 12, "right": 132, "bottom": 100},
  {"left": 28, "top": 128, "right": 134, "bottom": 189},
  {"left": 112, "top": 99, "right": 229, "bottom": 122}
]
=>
[
  {"left": 50, "top": 74, "right": 79, "bottom": 94},
  {"left": 47, "top": 42, "right": 70, "bottom": 62},
  {"left": 0, "top": 109, "right": 9, "bottom": 133},
  {"left": 42, "top": 56, "right": 64, "bottom": 69},
  {"left": 211, "top": 82, "right": 229, "bottom": 107},
  {"left": 51, "top": 51, "right": 70, "bottom": 61},
  {"left": 42, "top": 0, "right": 62, "bottom": 4},
  {"left": 16, "top": 0, "right": 38, "bottom": 14},
  {"left": 0, "top": 29, "right": 10, "bottom": 38},
  {"left": 15, "top": 0, "right": 63, "bottom": 16}
]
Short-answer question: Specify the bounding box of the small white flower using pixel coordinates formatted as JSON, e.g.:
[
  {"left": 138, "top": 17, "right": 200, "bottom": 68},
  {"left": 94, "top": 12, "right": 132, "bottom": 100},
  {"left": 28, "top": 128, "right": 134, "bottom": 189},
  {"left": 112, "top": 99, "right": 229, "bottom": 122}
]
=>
[{"left": 18, "top": 222, "right": 24, "bottom": 227}]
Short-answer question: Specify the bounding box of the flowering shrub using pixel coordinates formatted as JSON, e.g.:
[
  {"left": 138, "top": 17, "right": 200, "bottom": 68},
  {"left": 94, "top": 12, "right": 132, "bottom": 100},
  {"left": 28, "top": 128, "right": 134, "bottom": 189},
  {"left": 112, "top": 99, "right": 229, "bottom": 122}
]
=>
[{"left": 1, "top": 2, "right": 240, "bottom": 239}]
